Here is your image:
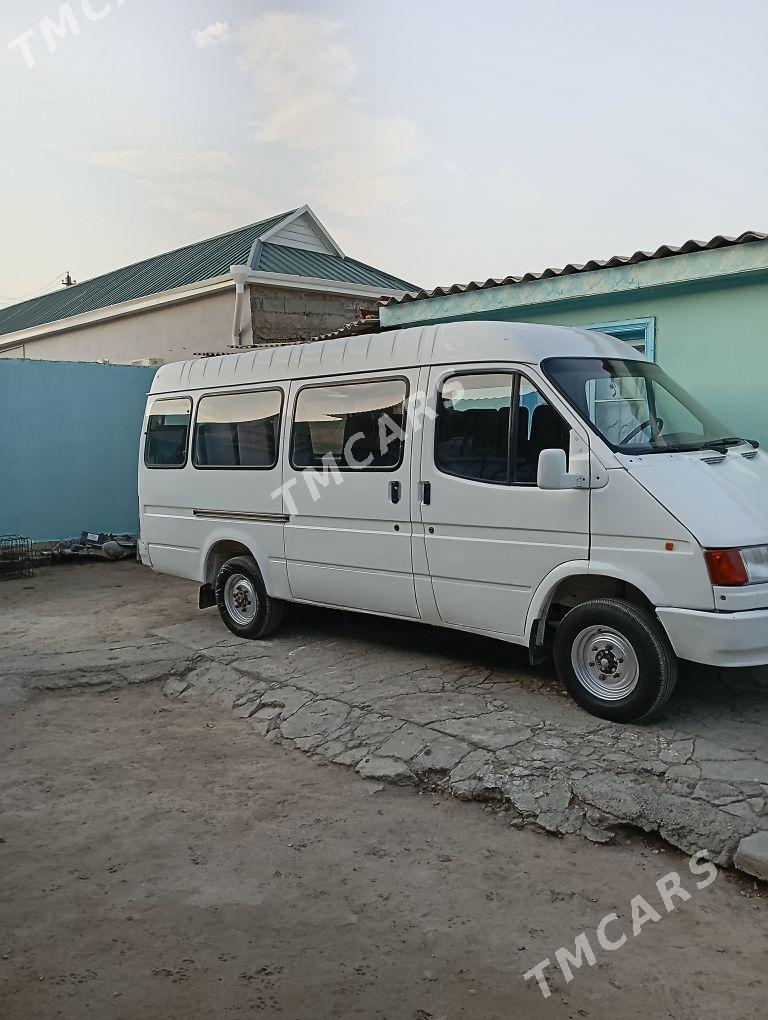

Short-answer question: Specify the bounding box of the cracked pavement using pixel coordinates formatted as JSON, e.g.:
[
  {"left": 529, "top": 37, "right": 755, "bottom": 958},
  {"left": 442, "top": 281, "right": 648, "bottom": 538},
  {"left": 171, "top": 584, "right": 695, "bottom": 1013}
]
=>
[
  {"left": 3, "top": 597, "right": 767, "bottom": 878},
  {"left": 150, "top": 605, "right": 768, "bottom": 877}
]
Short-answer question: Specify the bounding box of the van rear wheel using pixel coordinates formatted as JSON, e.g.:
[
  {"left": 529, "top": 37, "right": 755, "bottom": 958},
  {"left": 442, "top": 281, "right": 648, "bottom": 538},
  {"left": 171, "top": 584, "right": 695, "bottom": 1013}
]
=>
[
  {"left": 553, "top": 598, "right": 677, "bottom": 722},
  {"left": 215, "top": 555, "right": 285, "bottom": 639}
]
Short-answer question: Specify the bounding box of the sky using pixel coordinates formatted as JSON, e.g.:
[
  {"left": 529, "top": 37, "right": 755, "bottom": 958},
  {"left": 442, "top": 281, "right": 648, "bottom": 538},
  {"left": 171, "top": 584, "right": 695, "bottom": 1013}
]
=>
[{"left": 1, "top": 0, "right": 767, "bottom": 304}]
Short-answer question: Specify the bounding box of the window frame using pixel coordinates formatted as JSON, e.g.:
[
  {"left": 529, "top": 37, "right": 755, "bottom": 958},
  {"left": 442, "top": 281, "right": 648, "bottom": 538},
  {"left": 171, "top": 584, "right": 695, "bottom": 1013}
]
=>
[
  {"left": 289, "top": 375, "right": 410, "bottom": 473},
  {"left": 583, "top": 317, "right": 656, "bottom": 361},
  {"left": 191, "top": 386, "right": 284, "bottom": 471},
  {"left": 434, "top": 369, "right": 515, "bottom": 487},
  {"left": 143, "top": 395, "right": 193, "bottom": 470},
  {"left": 433, "top": 369, "right": 570, "bottom": 488},
  {"left": 514, "top": 371, "right": 569, "bottom": 487},
  {"left": 541, "top": 355, "right": 728, "bottom": 456}
]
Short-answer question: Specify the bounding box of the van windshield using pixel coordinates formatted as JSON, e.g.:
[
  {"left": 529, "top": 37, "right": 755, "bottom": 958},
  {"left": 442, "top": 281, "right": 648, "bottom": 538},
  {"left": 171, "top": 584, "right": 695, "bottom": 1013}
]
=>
[{"left": 542, "top": 357, "right": 739, "bottom": 454}]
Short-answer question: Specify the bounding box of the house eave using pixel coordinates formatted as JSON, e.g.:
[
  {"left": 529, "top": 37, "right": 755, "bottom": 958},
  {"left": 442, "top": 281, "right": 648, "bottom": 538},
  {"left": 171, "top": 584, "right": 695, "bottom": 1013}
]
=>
[
  {"left": 0, "top": 269, "right": 412, "bottom": 351},
  {"left": 380, "top": 239, "right": 768, "bottom": 328},
  {"left": 0, "top": 274, "right": 235, "bottom": 351},
  {"left": 242, "top": 267, "right": 412, "bottom": 299}
]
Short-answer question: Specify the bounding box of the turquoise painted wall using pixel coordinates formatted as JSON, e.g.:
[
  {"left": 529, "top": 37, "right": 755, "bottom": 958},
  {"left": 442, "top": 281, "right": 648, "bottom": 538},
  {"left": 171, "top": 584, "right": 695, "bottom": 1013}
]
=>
[
  {"left": 384, "top": 271, "right": 768, "bottom": 448},
  {"left": 0, "top": 360, "right": 157, "bottom": 541},
  {"left": 478, "top": 276, "right": 768, "bottom": 447}
]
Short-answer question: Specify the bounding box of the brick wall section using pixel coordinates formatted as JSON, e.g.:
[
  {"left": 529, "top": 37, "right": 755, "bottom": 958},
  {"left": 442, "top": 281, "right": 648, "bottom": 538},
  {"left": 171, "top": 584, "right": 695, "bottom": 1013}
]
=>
[{"left": 249, "top": 285, "right": 373, "bottom": 343}]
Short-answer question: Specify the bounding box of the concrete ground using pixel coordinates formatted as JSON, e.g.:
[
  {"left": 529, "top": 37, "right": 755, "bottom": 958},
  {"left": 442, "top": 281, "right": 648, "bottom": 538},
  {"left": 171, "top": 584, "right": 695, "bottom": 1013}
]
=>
[
  {"left": 154, "top": 582, "right": 768, "bottom": 873},
  {"left": 1, "top": 562, "right": 767, "bottom": 1018}
]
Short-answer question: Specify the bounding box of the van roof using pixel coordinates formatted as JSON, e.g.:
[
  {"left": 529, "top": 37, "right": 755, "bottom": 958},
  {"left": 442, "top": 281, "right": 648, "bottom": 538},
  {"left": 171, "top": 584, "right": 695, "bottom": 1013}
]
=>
[{"left": 149, "top": 320, "right": 644, "bottom": 395}]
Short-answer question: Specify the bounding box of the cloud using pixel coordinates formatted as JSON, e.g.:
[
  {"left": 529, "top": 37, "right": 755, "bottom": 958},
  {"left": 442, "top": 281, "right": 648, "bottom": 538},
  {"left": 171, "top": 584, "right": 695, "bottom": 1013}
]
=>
[
  {"left": 90, "top": 148, "right": 237, "bottom": 178},
  {"left": 80, "top": 15, "right": 424, "bottom": 236},
  {"left": 191, "top": 21, "right": 230, "bottom": 48},
  {"left": 237, "top": 12, "right": 424, "bottom": 218},
  {"left": 87, "top": 147, "right": 264, "bottom": 227}
]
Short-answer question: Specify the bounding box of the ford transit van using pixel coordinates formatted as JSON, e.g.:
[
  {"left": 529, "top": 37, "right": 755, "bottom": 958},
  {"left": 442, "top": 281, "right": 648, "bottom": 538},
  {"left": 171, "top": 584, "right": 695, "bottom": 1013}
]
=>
[{"left": 138, "top": 321, "right": 768, "bottom": 722}]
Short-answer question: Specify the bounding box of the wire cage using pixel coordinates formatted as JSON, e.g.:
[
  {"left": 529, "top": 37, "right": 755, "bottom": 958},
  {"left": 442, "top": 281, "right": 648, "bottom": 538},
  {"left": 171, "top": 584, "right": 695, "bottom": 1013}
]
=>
[{"left": 0, "top": 535, "right": 33, "bottom": 581}]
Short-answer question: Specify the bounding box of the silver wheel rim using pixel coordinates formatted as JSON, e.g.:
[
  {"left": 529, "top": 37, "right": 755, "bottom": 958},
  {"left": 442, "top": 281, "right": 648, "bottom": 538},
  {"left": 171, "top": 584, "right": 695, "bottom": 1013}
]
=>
[
  {"left": 571, "top": 626, "right": 640, "bottom": 701},
  {"left": 223, "top": 573, "right": 258, "bottom": 626}
]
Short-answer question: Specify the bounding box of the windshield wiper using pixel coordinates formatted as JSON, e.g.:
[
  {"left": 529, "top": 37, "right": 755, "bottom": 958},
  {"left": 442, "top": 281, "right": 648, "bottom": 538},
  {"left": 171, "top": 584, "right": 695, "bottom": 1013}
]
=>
[
  {"left": 654, "top": 442, "right": 709, "bottom": 453},
  {"left": 703, "top": 437, "right": 756, "bottom": 450},
  {"left": 618, "top": 441, "right": 708, "bottom": 454}
]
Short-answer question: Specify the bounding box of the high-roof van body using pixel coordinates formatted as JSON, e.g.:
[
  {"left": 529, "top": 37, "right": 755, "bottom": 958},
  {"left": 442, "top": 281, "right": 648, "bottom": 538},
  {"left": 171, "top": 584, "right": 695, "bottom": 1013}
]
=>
[{"left": 139, "top": 321, "right": 768, "bottom": 721}]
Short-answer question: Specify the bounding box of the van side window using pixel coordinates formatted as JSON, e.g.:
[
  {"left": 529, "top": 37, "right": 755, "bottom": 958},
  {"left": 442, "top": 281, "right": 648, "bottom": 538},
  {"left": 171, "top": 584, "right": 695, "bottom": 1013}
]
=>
[
  {"left": 514, "top": 377, "right": 571, "bottom": 483},
  {"left": 435, "top": 373, "right": 570, "bottom": 485},
  {"left": 144, "top": 397, "right": 192, "bottom": 468},
  {"left": 436, "top": 374, "right": 513, "bottom": 483},
  {"left": 291, "top": 379, "right": 407, "bottom": 470},
  {"left": 193, "top": 389, "right": 282, "bottom": 469}
]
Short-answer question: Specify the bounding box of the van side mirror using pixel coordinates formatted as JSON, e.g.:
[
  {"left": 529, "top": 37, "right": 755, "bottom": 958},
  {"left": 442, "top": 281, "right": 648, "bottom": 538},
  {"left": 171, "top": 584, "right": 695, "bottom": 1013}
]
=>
[{"left": 537, "top": 448, "right": 588, "bottom": 490}]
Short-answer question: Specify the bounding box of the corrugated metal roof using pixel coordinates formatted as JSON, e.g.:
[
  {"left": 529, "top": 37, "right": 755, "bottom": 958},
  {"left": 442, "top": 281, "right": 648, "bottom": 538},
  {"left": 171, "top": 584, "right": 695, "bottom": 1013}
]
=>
[
  {"left": 0, "top": 209, "right": 416, "bottom": 339},
  {"left": 191, "top": 321, "right": 383, "bottom": 354},
  {"left": 0, "top": 212, "right": 294, "bottom": 338},
  {"left": 312, "top": 316, "right": 386, "bottom": 343},
  {"left": 254, "top": 243, "right": 415, "bottom": 291},
  {"left": 384, "top": 229, "right": 768, "bottom": 306}
]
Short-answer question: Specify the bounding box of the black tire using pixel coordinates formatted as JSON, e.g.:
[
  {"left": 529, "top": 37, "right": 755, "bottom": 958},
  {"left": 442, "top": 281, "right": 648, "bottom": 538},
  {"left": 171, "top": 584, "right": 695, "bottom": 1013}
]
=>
[
  {"left": 553, "top": 597, "right": 677, "bottom": 723},
  {"left": 214, "top": 555, "right": 286, "bottom": 639}
]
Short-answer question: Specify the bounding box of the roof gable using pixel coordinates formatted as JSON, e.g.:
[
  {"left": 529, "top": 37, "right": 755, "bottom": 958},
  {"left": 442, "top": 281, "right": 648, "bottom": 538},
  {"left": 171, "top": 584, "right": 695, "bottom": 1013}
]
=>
[{"left": 258, "top": 205, "right": 344, "bottom": 258}]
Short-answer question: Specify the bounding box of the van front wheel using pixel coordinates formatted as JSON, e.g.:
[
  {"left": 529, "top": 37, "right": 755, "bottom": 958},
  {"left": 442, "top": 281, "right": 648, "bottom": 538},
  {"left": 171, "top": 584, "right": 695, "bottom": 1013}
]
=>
[
  {"left": 215, "top": 555, "right": 285, "bottom": 639},
  {"left": 553, "top": 598, "right": 677, "bottom": 722}
]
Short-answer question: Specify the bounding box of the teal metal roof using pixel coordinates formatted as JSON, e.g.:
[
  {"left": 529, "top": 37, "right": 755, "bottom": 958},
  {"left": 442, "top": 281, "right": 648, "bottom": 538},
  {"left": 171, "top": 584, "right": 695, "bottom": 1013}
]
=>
[
  {"left": 0, "top": 210, "right": 416, "bottom": 339},
  {"left": 254, "top": 242, "right": 415, "bottom": 290}
]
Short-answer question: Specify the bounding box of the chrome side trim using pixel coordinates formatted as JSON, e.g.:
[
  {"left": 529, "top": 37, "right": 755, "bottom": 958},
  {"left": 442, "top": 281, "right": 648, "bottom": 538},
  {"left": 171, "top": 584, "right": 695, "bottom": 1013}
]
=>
[{"left": 193, "top": 509, "right": 290, "bottom": 523}]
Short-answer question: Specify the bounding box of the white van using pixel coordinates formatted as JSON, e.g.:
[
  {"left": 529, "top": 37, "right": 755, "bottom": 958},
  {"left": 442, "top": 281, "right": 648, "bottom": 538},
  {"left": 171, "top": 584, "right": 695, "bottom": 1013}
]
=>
[{"left": 138, "top": 321, "right": 768, "bottom": 722}]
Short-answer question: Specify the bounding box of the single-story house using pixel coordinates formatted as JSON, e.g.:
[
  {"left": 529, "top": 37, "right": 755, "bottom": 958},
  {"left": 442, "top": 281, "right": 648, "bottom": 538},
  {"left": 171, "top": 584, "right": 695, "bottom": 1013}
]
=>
[
  {"left": 378, "top": 230, "right": 768, "bottom": 447},
  {"left": 0, "top": 205, "right": 416, "bottom": 365}
]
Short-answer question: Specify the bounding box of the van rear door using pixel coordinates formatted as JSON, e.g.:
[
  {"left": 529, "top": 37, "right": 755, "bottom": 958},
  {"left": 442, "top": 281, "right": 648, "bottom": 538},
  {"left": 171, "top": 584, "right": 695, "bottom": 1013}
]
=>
[{"left": 282, "top": 371, "right": 420, "bottom": 619}]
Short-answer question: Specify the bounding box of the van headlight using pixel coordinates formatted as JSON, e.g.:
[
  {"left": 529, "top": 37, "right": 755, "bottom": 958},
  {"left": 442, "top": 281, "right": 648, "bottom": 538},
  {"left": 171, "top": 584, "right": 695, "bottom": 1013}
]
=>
[
  {"left": 705, "top": 546, "right": 768, "bottom": 586},
  {"left": 742, "top": 545, "right": 768, "bottom": 583}
]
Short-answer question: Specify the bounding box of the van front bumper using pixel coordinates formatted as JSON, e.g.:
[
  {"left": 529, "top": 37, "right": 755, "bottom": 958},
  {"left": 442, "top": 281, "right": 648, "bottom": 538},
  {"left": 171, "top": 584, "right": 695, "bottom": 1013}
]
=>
[{"left": 657, "top": 607, "right": 768, "bottom": 668}]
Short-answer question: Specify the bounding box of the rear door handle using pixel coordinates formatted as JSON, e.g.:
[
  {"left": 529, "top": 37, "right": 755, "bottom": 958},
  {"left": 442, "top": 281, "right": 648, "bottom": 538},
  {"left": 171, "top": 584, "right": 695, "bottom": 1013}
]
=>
[
  {"left": 389, "top": 480, "right": 401, "bottom": 504},
  {"left": 420, "top": 481, "right": 431, "bottom": 506}
]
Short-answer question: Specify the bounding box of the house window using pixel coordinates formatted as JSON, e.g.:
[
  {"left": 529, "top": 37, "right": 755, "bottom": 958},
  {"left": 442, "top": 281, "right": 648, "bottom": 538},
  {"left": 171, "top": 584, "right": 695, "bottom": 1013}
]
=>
[{"left": 584, "top": 318, "right": 656, "bottom": 360}]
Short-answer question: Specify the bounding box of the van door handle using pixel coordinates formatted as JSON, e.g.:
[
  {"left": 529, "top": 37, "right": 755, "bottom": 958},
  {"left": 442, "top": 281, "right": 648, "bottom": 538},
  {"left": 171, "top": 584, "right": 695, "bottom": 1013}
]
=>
[
  {"left": 420, "top": 481, "right": 431, "bottom": 506},
  {"left": 389, "top": 480, "right": 401, "bottom": 504}
]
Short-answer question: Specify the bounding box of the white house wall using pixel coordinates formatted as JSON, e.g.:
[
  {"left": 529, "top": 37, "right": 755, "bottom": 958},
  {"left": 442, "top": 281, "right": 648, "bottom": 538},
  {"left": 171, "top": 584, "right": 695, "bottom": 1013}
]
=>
[
  {"left": 0, "top": 291, "right": 237, "bottom": 364},
  {"left": 0, "top": 282, "right": 378, "bottom": 364}
]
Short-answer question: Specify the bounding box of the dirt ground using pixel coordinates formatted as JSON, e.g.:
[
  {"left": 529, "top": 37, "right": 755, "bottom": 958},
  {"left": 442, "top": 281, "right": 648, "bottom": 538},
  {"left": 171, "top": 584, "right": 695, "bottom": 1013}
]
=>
[
  {"left": 0, "top": 561, "right": 200, "bottom": 652},
  {"left": 1, "top": 563, "right": 766, "bottom": 1019}
]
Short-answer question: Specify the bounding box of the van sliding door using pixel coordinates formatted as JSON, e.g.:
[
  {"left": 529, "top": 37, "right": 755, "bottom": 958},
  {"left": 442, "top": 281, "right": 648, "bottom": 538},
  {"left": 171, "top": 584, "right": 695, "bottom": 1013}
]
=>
[{"left": 282, "top": 371, "right": 420, "bottom": 619}]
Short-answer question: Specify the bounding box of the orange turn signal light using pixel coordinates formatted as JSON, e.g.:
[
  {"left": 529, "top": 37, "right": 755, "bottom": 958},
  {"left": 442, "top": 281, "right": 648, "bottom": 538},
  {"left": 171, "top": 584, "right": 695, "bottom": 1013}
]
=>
[{"left": 704, "top": 548, "right": 749, "bottom": 586}]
